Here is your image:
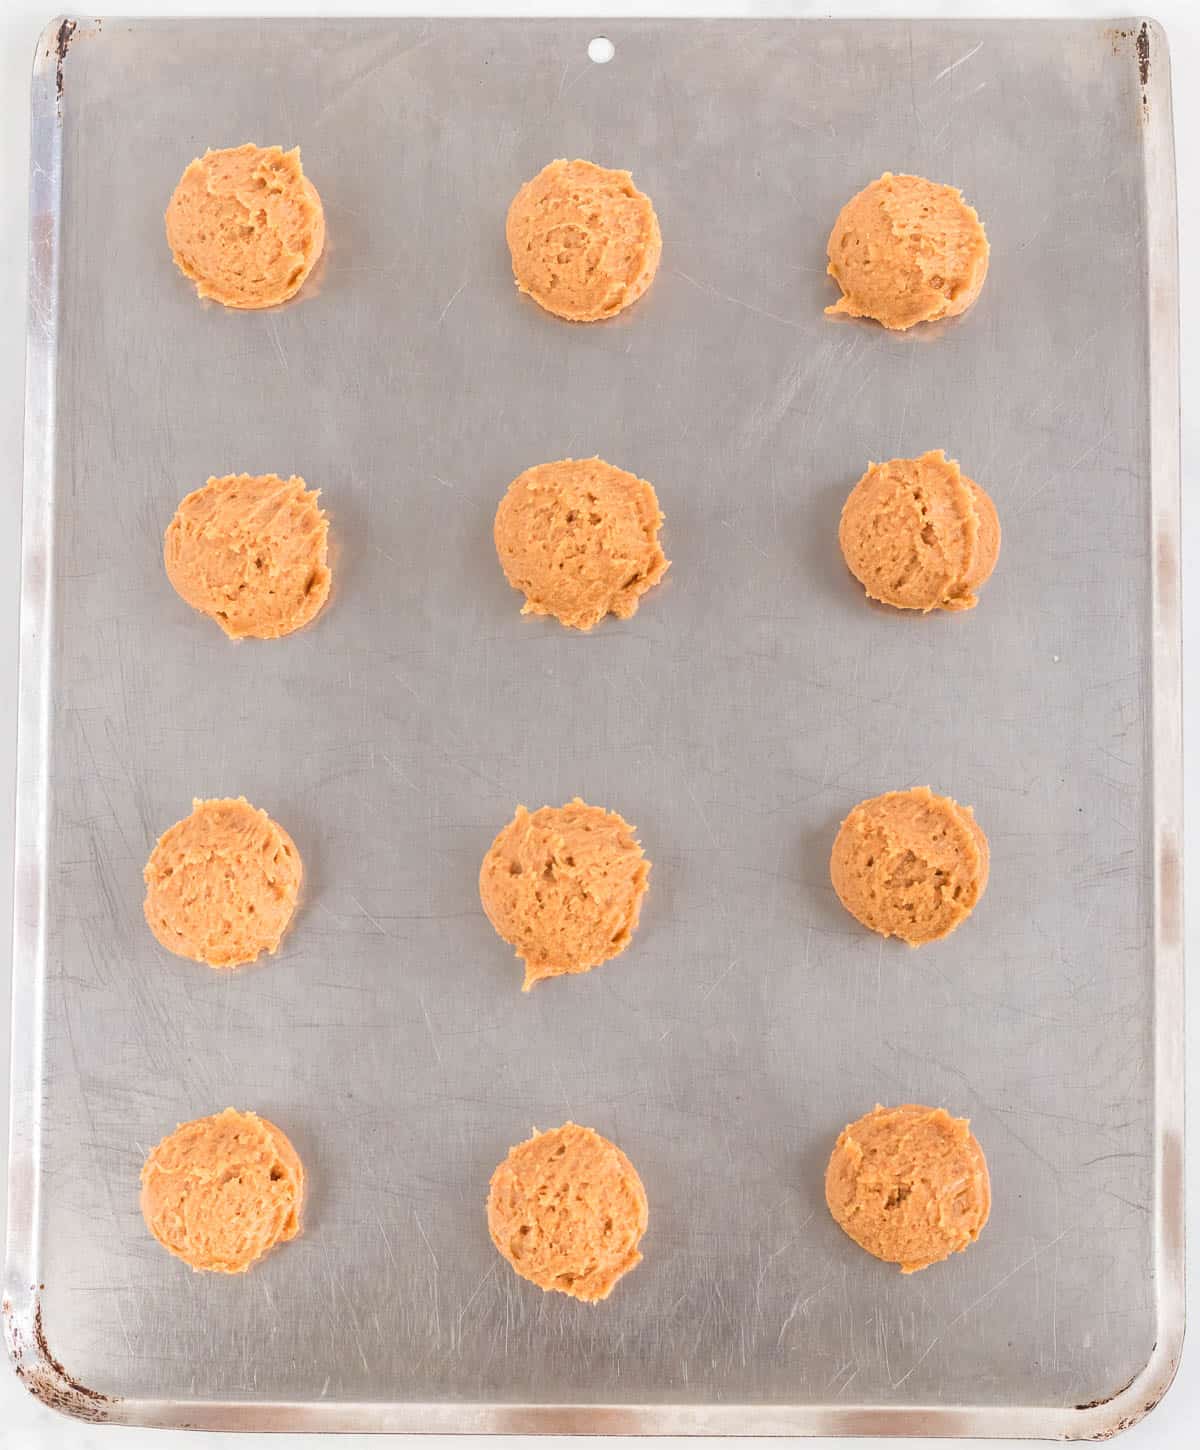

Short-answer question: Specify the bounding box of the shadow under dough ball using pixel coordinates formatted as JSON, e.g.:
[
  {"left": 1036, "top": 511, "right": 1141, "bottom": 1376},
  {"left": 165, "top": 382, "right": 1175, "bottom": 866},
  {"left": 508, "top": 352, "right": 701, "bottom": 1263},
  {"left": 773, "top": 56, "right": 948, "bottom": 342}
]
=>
[
  {"left": 839, "top": 450, "right": 1000, "bottom": 612},
  {"left": 830, "top": 786, "right": 989, "bottom": 945},
  {"left": 487, "top": 1122, "right": 648, "bottom": 1302},
  {"left": 479, "top": 798, "right": 651, "bottom": 990},
  {"left": 825, "top": 1103, "right": 990, "bottom": 1272},
  {"left": 505, "top": 158, "right": 662, "bottom": 322},
  {"left": 143, "top": 796, "right": 302, "bottom": 968},
  {"left": 165, "top": 142, "right": 325, "bottom": 309},
  {"left": 826, "top": 172, "right": 989, "bottom": 330},
  {"left": 141, "top": 1108, "right": 304, "bottom": 1273}
]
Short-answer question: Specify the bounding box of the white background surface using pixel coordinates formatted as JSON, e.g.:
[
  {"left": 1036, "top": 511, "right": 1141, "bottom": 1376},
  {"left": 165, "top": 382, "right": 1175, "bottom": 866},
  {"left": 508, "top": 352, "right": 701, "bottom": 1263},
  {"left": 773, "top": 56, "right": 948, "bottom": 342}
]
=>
[{"left": 0, "top": 2, "right": 1194, "bottom": 1447}]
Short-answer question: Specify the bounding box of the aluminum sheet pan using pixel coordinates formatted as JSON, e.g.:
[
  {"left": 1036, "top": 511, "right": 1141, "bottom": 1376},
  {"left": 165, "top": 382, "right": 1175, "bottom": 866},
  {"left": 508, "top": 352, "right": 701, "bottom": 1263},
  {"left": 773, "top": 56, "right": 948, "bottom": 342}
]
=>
[{"left": 4, "top": 15, "right": 1181, "bottom": 1438}]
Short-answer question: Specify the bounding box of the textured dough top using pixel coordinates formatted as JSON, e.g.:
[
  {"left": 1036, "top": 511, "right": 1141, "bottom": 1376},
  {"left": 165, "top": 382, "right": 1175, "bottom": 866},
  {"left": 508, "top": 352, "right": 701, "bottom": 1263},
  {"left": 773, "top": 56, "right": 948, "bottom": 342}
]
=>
[
  {"left": 140, "top": 1108, "right": 304, "bottom": 1273},
  {"left": 165, "top": 473, "right": 331, "bottom": 640},
  {"left": 825, "top": 1104, "right": 990, "bottom": 1272},
  {"left": 839, "top": 451, "right": 1000, "bottom": 612},
  {"left": 494, "top": 457, "right": 669, "bottom": 630},
  {"left": 830, "top": 787, "right": 989, "bottom": 946},
  {"left": 487, "top": 1122, "right": 648, "bottom": 1302},
  {"left": 143, "top": 797, "right": 302, "bottom": 968},
  {"left": 506, "top": 159, "right": 662, "bottom": 321},
  {"left": 165, "top": 143, "right": 325, "bottom": 309},
  {"left": 826, "top": 172, "right": 989, "bottom": 330},
  {"left": 479, "top": 798, "right": 650, "bottom": 990}
]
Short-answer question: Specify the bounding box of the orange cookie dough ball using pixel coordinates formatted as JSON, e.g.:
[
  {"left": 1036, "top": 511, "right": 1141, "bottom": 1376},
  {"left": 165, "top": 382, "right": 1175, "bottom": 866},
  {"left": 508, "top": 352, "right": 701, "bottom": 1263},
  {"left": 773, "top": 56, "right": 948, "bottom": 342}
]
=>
[
  {"left": 830, "top": 787, "right": 988, "bottom": 946},
  {"left": 839, "top": 450, "right": 1000, "bottom": 612},
  {"left": 494, "top": 457, "right": 669, "bottom": 631},
  {"left": 141, "top": 1108, "right": 304, "bottom": 1273},
  {"left": 826, "top": 172, "right": 989, "bottom": 330},
  {"left": 165, "top": 143, "right": 325, "bottom": 309},
  {"left": 488, "top": 1122, "right": 648, "bottom": 1302},
  {"left": 506, "top": 159, "right": 662, "bottom": 322},
  {"left": 825, "top": 1104, "right": 990, "bottom": 1272},
  {"left": 479, "top": 798, "right": 650, "bottom": 991},
  {"left": 143, "top": 797, "right": 302, "bottom": 968},
  {"left": 165, "top": 473, "right": 330, "bottom": 641}
]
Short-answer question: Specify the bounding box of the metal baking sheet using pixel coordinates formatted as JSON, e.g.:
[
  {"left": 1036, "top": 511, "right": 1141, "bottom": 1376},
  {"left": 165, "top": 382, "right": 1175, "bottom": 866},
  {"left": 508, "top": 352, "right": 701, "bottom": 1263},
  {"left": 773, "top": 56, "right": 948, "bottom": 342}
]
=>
[{"left": 4, "top": 15, "right": 1181, "bottom": 1438}]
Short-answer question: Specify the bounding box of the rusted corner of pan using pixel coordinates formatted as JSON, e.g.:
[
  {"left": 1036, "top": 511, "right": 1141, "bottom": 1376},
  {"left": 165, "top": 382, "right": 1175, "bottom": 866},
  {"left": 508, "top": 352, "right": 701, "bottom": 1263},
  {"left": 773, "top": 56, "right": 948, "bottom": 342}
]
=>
[
  {"left": 1069, "top": 1334, "right": 1184, "bottom": 1440},
  {"left": 1135, "top": 19, "right": 1152, "bottom": 86},
  {"left": 49, "top": 17, "right": 76, "bottom": 99},
  {"left": 1080, "top": 1392, "right": 1173, "bottom": 1442},
  {"left": 3, "top": 1289, "right": 117, "bottom": 1422},
  {"left": 1103, "top": 17, "right": 1160, "bottom": 120},
  {"left": 37, "top": 16, "right": 103, "bottom": 102}
]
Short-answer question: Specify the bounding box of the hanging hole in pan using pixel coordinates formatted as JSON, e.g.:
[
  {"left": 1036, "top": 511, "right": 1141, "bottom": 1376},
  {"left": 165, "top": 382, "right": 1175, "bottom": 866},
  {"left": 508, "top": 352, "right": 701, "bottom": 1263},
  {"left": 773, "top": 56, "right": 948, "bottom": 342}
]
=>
[{"left": 588, "top": 36, "right": 615, "bottom": 64}]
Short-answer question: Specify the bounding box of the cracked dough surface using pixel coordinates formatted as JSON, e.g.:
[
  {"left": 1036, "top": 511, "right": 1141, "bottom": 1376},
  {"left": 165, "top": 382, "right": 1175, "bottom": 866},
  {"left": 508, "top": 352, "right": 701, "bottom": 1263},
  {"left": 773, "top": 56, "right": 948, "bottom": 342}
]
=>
[
  {"left": 487, "top": 1122, "right": 648, "bottom": 1302},
  {"left": 826, "top": 172, "right": 989, "bottom": 330},
  {"left": 143, "top": 797, "right": 302, "bottom": 968},
  {"left": 494, "top": 457, "right": 669, "bottom": 630},
  {"left": 165, "top": 472, "right": 331, "bottom": 640},
  {"left": 825, "top": 1103, "right": 990, "bottom": 1272},
  {"left": 830, "top": 787, "right": 989, "bottom": 945},
  {"left": 839, "top": 450, "right": 1000, "bottom": 612},
  {"left": 479, "top": 798, "right": 650, "bottom": 990},
  {"left": 506, "top": 159, "right": 661, "bottom": 322},
  {"left": 166, "top": 143, "right": 325, "bottom": 309},
  {"left": 140, "top": 1108, "right": 304, "bottom": 1273}
]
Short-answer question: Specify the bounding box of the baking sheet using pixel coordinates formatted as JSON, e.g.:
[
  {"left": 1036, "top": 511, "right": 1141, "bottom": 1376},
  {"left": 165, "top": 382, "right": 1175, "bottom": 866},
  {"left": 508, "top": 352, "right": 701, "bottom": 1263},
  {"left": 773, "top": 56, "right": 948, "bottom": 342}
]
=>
[{"left": 3, "top": 15, "right": 1181, "bottom": 1437}]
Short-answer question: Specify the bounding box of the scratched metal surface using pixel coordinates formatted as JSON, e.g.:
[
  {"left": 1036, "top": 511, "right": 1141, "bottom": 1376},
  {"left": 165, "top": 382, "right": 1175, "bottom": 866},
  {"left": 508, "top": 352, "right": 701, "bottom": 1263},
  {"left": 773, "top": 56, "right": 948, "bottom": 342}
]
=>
[{"left": 5, "top": 15, "right": 1182, "bottom": 1438}]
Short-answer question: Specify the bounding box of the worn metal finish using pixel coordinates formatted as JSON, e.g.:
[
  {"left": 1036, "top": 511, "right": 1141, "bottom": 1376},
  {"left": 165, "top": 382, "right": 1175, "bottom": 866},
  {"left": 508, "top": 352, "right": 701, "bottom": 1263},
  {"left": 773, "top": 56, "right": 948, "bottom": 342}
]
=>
[{"left": 5, "top": 16, "right": 1181, "bottom": 1437}]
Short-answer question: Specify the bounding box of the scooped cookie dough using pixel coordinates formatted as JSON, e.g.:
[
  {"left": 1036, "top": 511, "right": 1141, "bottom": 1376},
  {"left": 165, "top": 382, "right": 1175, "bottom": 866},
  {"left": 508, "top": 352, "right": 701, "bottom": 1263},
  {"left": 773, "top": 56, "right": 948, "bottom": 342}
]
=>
[
  {"left": 506, "top": 159, "right": 662, "bottom": 321},
  {"left": 165, "top": 143, "right": 325, "bottom": 309},
  {"left": 494, "top": 457, "right": 669, "bottom": 630},
  {"left": 488, "top": 1122, "right": 648, "bottom": 1302},
  {"left": 839, "top": 450, "right": 1000, "bottom": 612},
  {"left": 826, "top": 172, "right": 989, "bottom": 330},
  {"left": 165, "top": 473, "right": 331, "bottom": 640},
  {"left": 143, "top": 797, "right": 302, "bottom": 968},
  {"left": 825, "top": 1103, "right": 990, "bottom": 1272},
  {"left": 479, "top": 798, "right": 650, "bottom": 990},
  {"left": 141, "top": 1108, "right": 304, "bottom": 1273},
  {"left": 830, "top": 787, "right": 988, "bottom": 945}
]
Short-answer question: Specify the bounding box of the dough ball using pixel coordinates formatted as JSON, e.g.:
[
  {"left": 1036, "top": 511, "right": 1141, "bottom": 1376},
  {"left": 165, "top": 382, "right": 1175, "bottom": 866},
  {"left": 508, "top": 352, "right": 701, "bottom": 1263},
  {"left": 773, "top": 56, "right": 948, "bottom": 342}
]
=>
[
  {"left": 143, "top": 797, "right": 302, "bottom": 968},
  {"left": 825, "top": 1103, "right": 990, "bottom": 1272},
  {"left": 494, "top": 457, "right": 669, "bottom": 631},
  {"left": 830, "top": 787, "right": 989, "bottom": 945},
  {"left": 506, "top": 159, "right": 661, "bottom": 322},
  {"left": 165, "top": 143, "right": 325, "bottom": 309},
  {"left": 165, "top": 472, "right": 331, "bottom": 640},
  {"left": 479, "top": 798, "right": 650, "bottom": 990},
  {"left": 839, "top": 450, "right": 1000, "bottom": 612},
  {"left": 140, "top": 1107, "right": 304, "bottom": 1273},
  {"left": 826, "top": 172, "right": 988, "bottom": 330},
  {"left": 487, "top": 1122, "right": 648, "bottom": 1302}
]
